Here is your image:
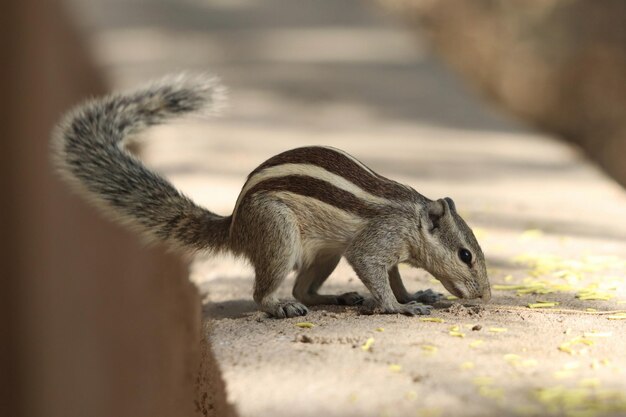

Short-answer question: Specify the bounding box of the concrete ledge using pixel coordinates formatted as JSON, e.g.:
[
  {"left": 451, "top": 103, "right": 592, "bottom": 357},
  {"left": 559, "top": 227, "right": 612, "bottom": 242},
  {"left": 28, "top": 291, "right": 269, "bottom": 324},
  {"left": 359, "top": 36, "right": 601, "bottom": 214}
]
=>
[{"left": 190, "top": 129, "right": 626, "bottom": 417}]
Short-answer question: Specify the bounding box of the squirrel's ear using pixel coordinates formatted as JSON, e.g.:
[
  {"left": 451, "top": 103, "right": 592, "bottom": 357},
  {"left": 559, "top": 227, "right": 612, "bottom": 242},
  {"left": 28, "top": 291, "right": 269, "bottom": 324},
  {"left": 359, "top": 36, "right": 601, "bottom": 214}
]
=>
[
  {"left": 427, "top": 199, "right": 446, "bottom": 230},
  {"left": 444, "top": 197, "right": 456, "bottom": 213}
]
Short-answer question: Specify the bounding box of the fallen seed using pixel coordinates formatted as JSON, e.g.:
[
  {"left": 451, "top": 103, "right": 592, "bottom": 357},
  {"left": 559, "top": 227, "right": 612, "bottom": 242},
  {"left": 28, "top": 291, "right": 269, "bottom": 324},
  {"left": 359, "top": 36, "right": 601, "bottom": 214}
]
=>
[
  {"left": 420, "top": 317, "right": 445, "bottom": 323},
  {"left": 361, "top": 337, "right": 375, "bottom": 352},
  {"left": 469, "top": 340, "right": 484, "bottom": 348},
  {"left": 489, "top": 327, "right": 508, "bottom": 333},
  {"left": 388, "top": 364, "right": 402, "bottom": 372}
]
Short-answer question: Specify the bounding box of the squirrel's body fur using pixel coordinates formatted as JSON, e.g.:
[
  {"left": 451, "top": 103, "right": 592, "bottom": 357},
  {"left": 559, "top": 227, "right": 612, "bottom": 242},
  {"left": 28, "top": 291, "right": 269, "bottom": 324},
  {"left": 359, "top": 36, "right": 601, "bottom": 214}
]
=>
[{"left": 53, "top": 74, "right": 490, "bottom": 318}]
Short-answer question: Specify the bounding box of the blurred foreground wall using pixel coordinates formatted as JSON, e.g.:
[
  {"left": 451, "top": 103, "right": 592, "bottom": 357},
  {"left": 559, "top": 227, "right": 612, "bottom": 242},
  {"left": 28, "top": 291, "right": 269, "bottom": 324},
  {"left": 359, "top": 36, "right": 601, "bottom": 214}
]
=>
[
  {"left": 384, "top": 0, "right": 626, "bottom": 187},
  {"left": 0, "top": 1, "right": 206, "bottom": 416}
]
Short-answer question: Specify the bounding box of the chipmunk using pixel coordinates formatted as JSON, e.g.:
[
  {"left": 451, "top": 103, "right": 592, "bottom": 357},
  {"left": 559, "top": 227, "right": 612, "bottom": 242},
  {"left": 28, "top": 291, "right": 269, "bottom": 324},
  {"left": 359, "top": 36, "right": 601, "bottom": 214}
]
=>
[{"left": 52, "top": 74, "right": 491, "bottom": 318}]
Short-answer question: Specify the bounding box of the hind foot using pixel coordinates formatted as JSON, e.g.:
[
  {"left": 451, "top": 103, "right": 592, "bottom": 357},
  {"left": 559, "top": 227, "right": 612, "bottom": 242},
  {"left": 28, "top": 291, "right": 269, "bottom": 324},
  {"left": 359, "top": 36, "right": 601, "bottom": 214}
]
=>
[{"left": 266, "top": 301, "right": 309, "bottom": 319}]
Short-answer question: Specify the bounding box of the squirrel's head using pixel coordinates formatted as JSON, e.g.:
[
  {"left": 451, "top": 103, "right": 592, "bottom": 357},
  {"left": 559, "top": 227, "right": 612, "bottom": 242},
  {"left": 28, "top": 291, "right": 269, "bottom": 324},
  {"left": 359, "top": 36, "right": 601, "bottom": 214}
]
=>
[{"left": 414, "top": 198, "right": 490, "bottom": 302}]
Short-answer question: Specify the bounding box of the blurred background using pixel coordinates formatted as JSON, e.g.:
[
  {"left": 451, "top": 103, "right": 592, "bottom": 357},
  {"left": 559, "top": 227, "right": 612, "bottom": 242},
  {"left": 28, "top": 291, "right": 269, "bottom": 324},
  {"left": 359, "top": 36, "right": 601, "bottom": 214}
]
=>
[{"left": 2, "top": 1, "right": 625, "bottom": 417}]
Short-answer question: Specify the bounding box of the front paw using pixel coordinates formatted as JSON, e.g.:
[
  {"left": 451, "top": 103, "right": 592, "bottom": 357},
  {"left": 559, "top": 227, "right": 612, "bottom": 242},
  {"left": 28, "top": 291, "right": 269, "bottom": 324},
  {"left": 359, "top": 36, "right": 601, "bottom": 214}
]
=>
[
  {"left": 361, "top": 300, "right": 432, "bottom": 316},
  {"left": 337, "top": 291, "right": 365, "bottom": 306},
  {"left": 412, "top": 289, "right": 443, "bottom": 305},
  {"left": 397, "top": 301, "right": 432, "bottom": 316}
]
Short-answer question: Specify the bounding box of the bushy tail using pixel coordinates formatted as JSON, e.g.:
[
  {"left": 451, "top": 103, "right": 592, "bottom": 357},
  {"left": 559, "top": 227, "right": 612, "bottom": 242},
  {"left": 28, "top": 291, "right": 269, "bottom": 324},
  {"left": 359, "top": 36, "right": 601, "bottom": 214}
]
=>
[{"left": 51, "top": 74, "right": 231, "bottom": 253}]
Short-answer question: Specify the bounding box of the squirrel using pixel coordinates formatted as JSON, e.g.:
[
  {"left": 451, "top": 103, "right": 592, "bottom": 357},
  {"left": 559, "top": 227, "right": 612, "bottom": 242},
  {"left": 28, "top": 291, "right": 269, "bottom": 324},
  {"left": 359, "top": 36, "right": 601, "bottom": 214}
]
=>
[{"left": 52, "top": 74, "right": 491, "bottom": 319}]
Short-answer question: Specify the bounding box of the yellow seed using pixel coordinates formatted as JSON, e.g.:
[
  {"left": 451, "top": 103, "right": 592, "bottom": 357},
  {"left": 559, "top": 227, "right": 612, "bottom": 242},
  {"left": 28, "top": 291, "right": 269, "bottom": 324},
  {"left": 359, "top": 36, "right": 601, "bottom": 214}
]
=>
[
  {"left": 449, "top": 331, "right": 465, "bottom": 338},
  {"left": 585, "top": 308, "right": 598, "bottom": 312},
  {"left": 460, "top": 361, "right": 475, "bottom": 370},
  {"left": 420, "top": 345, "right": 438, "bottom": 354},
  {"left": 469, "top": 339, "right": 484, "bottom": 348},
  {"left": 558, "top": 343, "right": 573, "bottom": 354},
  {"left": 528, "top": 302, "right": 559, "bottom": 309},
  {"left": 576, "top": 290, "right": 614, "bottom": 301},
  {"left": 521, "top": 359, "right": 538, "bottom": 367},
  {"left": 376, "top": 327, "right": 385, "bottom": 332},
  {"left": 420, "top": 317, "right": 445, "bottom": 323},
  {"left": 572, "top": 337, "right": 595, "bottom": 346},
  {"left": 504, "top": 353, "right": 522, "bottom": 363},
  {"left": 445, "top": 295, "right": 458, "bottom": 300},
  {"left": 607, "top": 313, "right": 626, "bottom": 320},
  {"left": 579, "top": 295, "right": 613, "bottom": 301},
  {"left": 449, "top": 325, "right": 460, "bottom": 331},
  {"left": 361, "top": 337, "right": 375, "bottom": 352},
  {"left": 493, "top": 284, "right": 528, "bottom": 291},
  {"left": 388, "top": 364, "right": 402, "bottom": 372},
  {"left": 517, "top": 287, "right": 553, "bottom": 295},
  {"left": 489, "top": 327, "right": 508, "bottom": 333},
  {"left": 472, "top": 376, "right": 494, "bottom": 386},
  {"left": 295, "top": 322, "right": 315, "bottom": 328}
]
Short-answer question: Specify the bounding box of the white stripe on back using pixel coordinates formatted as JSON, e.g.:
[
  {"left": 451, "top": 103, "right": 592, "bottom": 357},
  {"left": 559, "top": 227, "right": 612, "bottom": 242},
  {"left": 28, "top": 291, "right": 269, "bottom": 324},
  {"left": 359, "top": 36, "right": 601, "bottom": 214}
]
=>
[
  {"left": 231, "top": 163, "right": 391, "bottom": 226},
  {"left": 320, "top": 146, "right": 379, "bottom": 178}
]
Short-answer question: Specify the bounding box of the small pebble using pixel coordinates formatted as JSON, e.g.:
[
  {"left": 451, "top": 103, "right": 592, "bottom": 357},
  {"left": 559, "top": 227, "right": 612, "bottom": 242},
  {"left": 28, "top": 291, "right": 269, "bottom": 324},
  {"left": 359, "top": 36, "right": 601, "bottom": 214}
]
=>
[{"left": 472, "top": 324, "right": 482, "bottom": 331}]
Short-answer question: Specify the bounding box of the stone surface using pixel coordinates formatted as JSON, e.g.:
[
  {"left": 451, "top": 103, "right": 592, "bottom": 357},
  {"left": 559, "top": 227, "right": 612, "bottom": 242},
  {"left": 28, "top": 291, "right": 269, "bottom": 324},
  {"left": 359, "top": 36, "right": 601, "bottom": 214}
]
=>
[{"left": 69, "top": 0, "right": 626, "bottom": 416}]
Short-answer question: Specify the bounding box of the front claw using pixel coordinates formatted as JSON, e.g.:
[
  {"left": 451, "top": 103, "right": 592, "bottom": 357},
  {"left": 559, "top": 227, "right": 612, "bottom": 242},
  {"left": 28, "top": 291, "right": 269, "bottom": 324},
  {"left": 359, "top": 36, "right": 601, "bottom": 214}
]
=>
[
  {"left": 412, "top": 289, "right": 443, "bottom": 305},
  {"left": 338, "top": 291, "right": 365, "bottom": 306},
  {"left": 398, "top": 301, "right": 432, "bottom": 316},
  {"left": 363, "top": 300, "right": 432, "bottom": 316}
]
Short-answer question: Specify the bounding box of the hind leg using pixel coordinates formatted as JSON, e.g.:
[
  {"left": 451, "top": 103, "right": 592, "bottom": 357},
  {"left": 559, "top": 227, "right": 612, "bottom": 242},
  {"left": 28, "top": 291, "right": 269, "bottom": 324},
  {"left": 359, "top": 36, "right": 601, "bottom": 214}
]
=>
[
  {"left": 236, "top": 197, "right": 308, "bottom": 318},
  {"left": 254, "top": 260, "right": 308, "bottom": 318},
  {"left": 293, "top": 253, "right": 364, "bottom": 306}
]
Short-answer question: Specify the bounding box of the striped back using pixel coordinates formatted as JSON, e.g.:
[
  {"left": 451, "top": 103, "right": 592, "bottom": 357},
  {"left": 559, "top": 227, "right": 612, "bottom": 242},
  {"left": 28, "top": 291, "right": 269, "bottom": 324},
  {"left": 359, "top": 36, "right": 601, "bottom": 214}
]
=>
[{"left": 232, "top": 146, "right": 418, "bottom": 222}]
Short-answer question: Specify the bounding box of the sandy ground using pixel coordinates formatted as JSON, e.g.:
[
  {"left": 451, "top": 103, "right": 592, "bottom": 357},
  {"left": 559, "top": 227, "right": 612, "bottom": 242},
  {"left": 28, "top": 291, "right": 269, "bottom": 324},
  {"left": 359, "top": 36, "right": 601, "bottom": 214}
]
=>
[
  {"left": 184, "top": 133, "right": 626, "bottom": 417},
  {"left": 68, "top": 0, "right": 626, "bottom": 416}
]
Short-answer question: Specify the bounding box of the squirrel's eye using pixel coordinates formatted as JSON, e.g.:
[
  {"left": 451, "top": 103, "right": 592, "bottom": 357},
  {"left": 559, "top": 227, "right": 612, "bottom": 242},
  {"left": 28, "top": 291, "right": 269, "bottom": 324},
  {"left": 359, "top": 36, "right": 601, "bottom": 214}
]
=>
[{"left": 458, "top": 249, "right": 472, "bottom": 266}]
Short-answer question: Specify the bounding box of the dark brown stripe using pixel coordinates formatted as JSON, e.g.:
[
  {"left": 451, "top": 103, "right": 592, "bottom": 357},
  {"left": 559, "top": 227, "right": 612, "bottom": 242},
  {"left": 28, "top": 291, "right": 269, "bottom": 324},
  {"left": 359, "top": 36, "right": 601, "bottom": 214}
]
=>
[
  {"left": 248, "top": 147, "right": 416, "bottom": 201},
  {"left": 239, "top": 175, "right": 388, "bottom": 218}
]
